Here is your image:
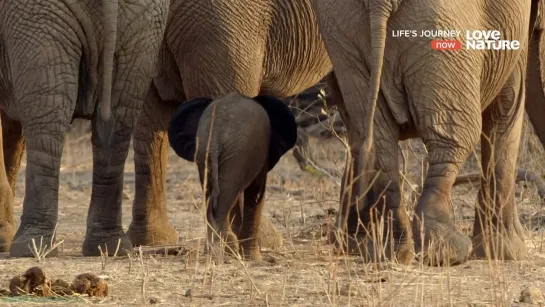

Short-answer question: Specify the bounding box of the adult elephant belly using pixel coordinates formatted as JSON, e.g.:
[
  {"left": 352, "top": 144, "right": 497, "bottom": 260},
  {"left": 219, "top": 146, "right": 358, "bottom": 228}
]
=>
[
  {"left": 260, "top": 0, "right": 332, "bottom": 97},
  {"left": 260, "top": 55, "right": 332, "bottom": 98},
  {"left": 128, "top": 0, "right": 333, "bottom": 248}
]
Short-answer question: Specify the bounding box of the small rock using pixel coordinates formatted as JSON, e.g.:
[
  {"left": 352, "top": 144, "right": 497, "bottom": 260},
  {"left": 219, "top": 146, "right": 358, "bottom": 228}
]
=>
[
  {"left": 264, "top": 255, "right": 278, "bottom": 264},
  {"left": 267, "top": 185, "right": 286, "bottom": 193},
  {"left": 288, "top": 189, "right": 304, "bottom": 196},
  {"left": 185, "top": 288, "right": 192, "bottom": 297},
  {"left": 149, "top": 297, "right": 161, "bottom": 304},
  {"left": 520, "top": 286, "right": 544, "bottom": 304}
]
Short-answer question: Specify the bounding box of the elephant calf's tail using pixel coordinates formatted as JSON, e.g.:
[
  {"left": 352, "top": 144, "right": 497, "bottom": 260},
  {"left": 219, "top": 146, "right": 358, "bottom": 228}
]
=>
[{"left": 209, "top": 153, "right": 220, "bottom": 212}]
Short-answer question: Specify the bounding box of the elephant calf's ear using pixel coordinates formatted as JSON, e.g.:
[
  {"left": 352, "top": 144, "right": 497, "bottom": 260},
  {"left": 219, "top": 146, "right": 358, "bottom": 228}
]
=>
[
  {"left": 253, "top": 95, "right": 297, "bottom": 171},
  {"left": 168, "top": 97, "right": 213, "bottom": 161}
]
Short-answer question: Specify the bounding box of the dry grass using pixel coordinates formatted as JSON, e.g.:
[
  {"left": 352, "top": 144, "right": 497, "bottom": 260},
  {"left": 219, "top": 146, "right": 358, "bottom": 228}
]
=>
[{"left": 1, "top": 115, "right": 545, "bottom": 306}]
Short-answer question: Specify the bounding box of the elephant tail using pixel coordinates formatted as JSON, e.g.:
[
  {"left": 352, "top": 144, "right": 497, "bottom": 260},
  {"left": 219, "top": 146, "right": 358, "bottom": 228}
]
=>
[
  {"left": 95, "top": 0, "right": 118, "bottom": 147},
  {"left": 210, "top": 153, "right": 220, "bottom": 211},
  {"left": 201, "top": 150, "right": 221, "bottom": 231},
  {"left": 360, "top": 1, "right": 400, "bottom": 162},
  {"left": 99, "top": 0, "right": 118, "bottom": 123}
]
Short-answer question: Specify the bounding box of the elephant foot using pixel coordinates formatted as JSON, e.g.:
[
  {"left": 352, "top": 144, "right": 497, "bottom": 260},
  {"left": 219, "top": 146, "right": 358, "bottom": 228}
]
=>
[
  {"left": 414, "top": 218, "right": 472, "bottom": 266},
  {"left": 127, "top": 221, "right": 179, "bottom": 247},
  {"left": 331, "top": 230, "right": 414, "bottom": 265},
  {"left": 0, "top": 221, "right": 16, "bottom": 252},
  {"left": 206, "top": 229, "right": 240, "bottom": 256},
  {"left": 9, "top": 226, "right": 59, "bottom": 258},
  {"left": 329, "top": 207, "right": 414, "bottom": 264},
  {"left": 472, "top": 225, "right": 526, "bottom": 261},
  {"left": 82, "top": 230, "right": 133, "bottom": 256},
  {"left": 256, "top": 217, "right": 283, "bottom": 250},
  {"left": 241, "top": 245, "right": 262, "bottom": 261}
]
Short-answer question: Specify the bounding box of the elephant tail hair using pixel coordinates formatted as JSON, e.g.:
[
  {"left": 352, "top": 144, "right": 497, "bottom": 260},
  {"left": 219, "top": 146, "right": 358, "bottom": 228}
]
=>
[{"left": 100, "top": 0, "right": 118, "bottom": 122}]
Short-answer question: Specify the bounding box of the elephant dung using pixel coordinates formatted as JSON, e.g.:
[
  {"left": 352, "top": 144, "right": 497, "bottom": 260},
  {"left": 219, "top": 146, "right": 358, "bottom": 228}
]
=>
[
  {"left": 71, "top": 273, "right": 108, "bottom": 297},
  {"left": 9, "top": 267, "right": 52, "bottom": 297},
  {"left": 520, "top": 286, "right": 544, "bottom": 304},
  {"left": 51, "top": 279, "right": 74, "bottom": 296}
]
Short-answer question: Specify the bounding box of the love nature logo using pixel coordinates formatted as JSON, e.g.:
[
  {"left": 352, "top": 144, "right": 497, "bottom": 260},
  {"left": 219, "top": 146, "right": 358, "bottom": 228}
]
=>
[{"left": 391, "top": 29, "right": 521, "bottom": 50}]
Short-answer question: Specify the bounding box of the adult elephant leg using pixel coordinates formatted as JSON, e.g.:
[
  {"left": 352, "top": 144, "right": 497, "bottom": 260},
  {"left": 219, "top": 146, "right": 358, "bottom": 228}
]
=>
[
  {"left": 313, "top": 3, "right": 385, "bottom": 253},
  {"left": 82, "top": 117, "right": 133, "bottom": 256},
  {"left": 127, "top": 83, "right": 179, "bottom": 247},
  {"left": 83, "top": 113, "right": 135, "bottom": 256},
  {"left": 327, "top": 73, "right": 413, "bottom": 264},
  {"left": 0, "top": 114, "right": 18, "bottom": 252},
  {"left": 325, "top": 73, "right": 367, "bottom": 251},
  {"left": 361, "top": 107, "right": 414, "bottom": 264},
  {"left": 472, "top": 63, "right": 526, "bottom": 260},
  {"left": 0, "top": 113, "right": 24, "bottom": 251},
  {"left": 412, "top": 86, "right": 481, "bottom": 266},
  {"left": 2, "top": 111, "right": 25, "bottom": 195},
  {"left": 84, "top": 17, "right": 170, "bottom": 254},
  {"left": 8, "top": 38, "right": 79, "bottom": 257}
]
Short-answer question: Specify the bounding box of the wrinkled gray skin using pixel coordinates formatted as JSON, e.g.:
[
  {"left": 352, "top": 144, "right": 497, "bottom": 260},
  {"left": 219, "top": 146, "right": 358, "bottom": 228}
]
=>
[
  {"left": 128, "top": 0, "right": 332, "bottom": 246},
  {"left": 527, "top": 2, "right": 545, "bottom": 147},
  {"left": 313, "top": 0, "right": 539, "bottom": 265},
  {"left": 167, "top": 93, "right": 297, "bottom": 260},
  {"left": 0, "top": 0, "right": 169, "bottom": 257}
]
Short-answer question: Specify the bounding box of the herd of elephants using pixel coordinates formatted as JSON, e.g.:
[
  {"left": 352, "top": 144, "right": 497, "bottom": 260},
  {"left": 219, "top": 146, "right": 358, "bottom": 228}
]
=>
[{"left": 0, "top": 0, "right": 545, "bottom": 268}]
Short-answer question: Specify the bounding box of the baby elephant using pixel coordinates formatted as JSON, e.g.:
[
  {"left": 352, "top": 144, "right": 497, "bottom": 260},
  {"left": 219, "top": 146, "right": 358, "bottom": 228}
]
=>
[{"left": 168, "top": 92, "right": 297, "bottom": 260}]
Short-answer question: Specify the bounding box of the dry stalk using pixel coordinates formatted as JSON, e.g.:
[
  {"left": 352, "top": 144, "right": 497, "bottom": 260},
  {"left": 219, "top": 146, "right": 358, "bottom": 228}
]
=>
[
  {"left": 28, "top": 225, "right": 64, "bottom": 262},
  {"left": 98, "top": 238, "right": 122, "bottom": 271},
  {"left": 138, "top": 246, "right": 148, "bottom": 306}
]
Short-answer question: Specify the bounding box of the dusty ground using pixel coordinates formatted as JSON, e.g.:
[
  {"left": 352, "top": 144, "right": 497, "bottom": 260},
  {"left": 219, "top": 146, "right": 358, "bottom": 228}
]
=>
[{"left": 1, "top": 117, "right": 545, "bottom": 306}]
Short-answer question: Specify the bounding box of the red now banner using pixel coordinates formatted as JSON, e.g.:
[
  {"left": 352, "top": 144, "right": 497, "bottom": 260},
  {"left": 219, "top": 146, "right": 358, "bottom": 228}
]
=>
[{"left": 431, "top": 40, "right": 462, "bottom": 50}]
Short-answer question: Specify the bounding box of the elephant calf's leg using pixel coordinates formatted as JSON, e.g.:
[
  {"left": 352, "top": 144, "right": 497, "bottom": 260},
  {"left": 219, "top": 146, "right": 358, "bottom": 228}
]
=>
[
  {"left": 203, "top": 173, "right": 241, "bottom": 257},
  {"left": 235, "top": 168, "right": 268, "bottom": 261},
  {"left": 472, "top": 65, "right": 526, "bottom": 260},
  {"left": 230, "top": 199, "right": 283, "bottom": 251}
]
